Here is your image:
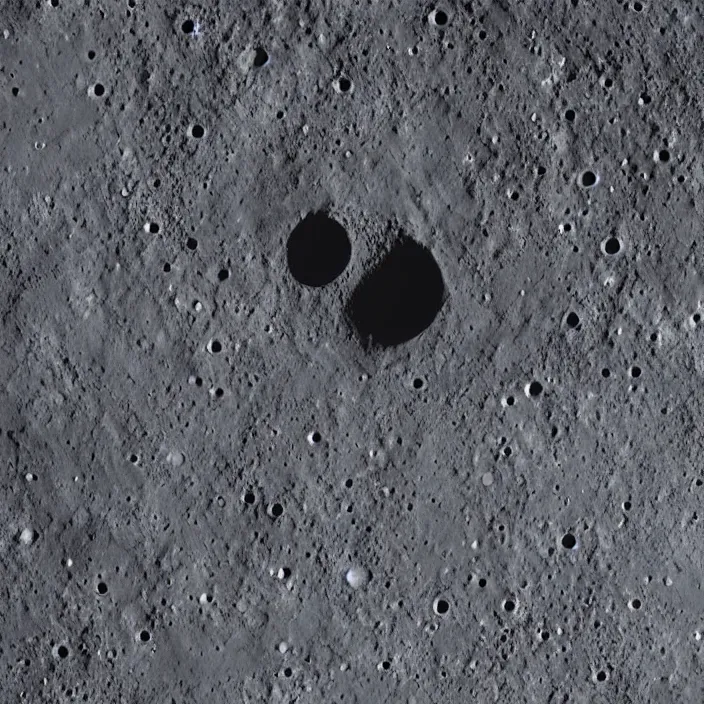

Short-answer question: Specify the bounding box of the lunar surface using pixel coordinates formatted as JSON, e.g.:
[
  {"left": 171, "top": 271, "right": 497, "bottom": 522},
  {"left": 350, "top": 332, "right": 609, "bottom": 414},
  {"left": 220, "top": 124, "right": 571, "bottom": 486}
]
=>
[{"left": 2, "top": 1, "right": 704, "bottom": 702}]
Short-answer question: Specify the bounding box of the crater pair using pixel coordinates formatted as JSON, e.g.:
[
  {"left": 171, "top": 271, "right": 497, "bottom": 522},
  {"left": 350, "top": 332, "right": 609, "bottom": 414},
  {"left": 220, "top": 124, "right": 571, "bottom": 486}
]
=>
[{"left": 286, "top": 211, "right": 446, "bottom": 348}]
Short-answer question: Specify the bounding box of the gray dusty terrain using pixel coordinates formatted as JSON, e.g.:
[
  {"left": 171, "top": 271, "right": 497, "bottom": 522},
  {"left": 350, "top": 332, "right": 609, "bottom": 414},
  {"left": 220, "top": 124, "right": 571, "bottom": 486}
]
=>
[{"left": 2, "top": 0, "right": 704, "bottom": 702}]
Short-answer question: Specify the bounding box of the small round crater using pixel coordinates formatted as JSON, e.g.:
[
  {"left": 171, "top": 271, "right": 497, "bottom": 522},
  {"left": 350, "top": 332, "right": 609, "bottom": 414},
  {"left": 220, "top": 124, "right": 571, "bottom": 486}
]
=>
[
  {"left": 347, "top": 236, "right": 445, "bottom": 348},
  {"left": 566, "top": 311, "right": 580, "bottom": 328},
  {"left": 561, "top": 532, "right": 577, "bottom": 549},
  {"left": 603, "top": 236, "right": 621, "bottom": 255},
  {"left": 139, "top": 630, "right": 151, "bottom": 643},
  {"left": 181, "top": 19, "right": 194, "bottom": 34},
  {"left": 433, "top": 597, "right": 450, "bottom": 615},
  {"left": 92, "top": 83, "right": 105, "bottom": 97},
  {"left": 629, "top": 598, "right": 642, "bottom": 610},
  {"left": 429, "top": 8, "right": 449, "bottom": 25},
  {"left": 412, "top": 377, "right": 425, "bottom": 390},
  {"left": 97, "top": 581, "right": 108, "bottom": 595},
  {"left": 307, "top": 431, "right": 322, "bottom": 445},
  {"left": 56, "top": 645, "right": 69, "bottom": 659},
  {"left": 629, "top": 365, "right": 641, "bottom": 378},
  {"left": 190, "top": 124, "right": 205, "bottom": 139},
  {"left": 596, "top": 670, "right": 608, "bottom": 682},
  {"left": 208, "top": 339, "right": 222, "bottom": 354},
  {"left": 601, "top": 368, "right": 611, "bottom": 378},
  {"left": 218, "top": 268, "right": 230, "bottom": 282},
  {"left": 253, "top": 47, "right": 269, "bottom": 67},
  {"left": 526, "top": 381, "right": 543, "bottom": 398},
  {"left": 658, "top": 149, "right": 670, "bottom": 163},
  {"left": 287, "top": 211, "right": 351, "bottom": 287},
  {"left": 129, "top": 453, "right": 139, "bottom": 464},
  {"left": 186, "top": 237, "right": 198, "bottom": 251},
  {"left": 243, "top": 491, "right": 256, "bottom": 505},
  {"left": 334, "top": 76, "right": 353, "bottom": 93},
  {"left": 268, "top": 502, "right": 284, "bottom": 518},
  {"left": 564, "top": 108, "right": 576, "bottom": 122},
  {"left": 503, "top": 598, "right": 516, "bottom": 612},
  {"left": 581, "top": 170, "right": 598, "bottom": 188}
]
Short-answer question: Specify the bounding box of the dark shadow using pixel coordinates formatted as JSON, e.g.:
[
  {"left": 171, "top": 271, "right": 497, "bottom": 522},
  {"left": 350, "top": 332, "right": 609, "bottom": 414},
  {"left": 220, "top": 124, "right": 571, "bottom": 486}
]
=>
[
  {"left": 346, "top": 236, "right": 445, "bottom": 348},
  {"left": 287, "top": 212, "right": 351, "bottom": 288}
]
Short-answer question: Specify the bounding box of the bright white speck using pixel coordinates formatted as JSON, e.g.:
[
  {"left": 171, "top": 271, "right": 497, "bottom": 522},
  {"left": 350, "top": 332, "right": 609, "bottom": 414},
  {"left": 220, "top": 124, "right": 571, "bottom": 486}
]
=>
[
  {"left": 19, "top": 528, "right": 34, "bottom": 545},
  {"left": 345, "top": 566, "right": 370, "bottom": 589}
]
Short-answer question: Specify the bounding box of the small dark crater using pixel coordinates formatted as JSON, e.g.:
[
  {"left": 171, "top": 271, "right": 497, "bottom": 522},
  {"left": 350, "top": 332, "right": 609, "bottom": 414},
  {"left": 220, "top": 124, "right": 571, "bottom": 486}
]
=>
[
  {"left": 566, "top": 312, "right": 580, "bottom": 328},
  {"left": 253, "top": 48, "right": 269, "bottom": 67},
  {"left": 562, "top": 532, "right": 577, "bottom": 549},
  {"left": 581, "top": 170, "right": 597, "bottom": 187},
  {"left": 346, "top": 236, "right": 445, "bottom": 348},
  {"left": 287, "top": 211, "right": 351, "bottom": 287},
  {"left": 604, "top": 236, "right": 621, "bottom": 255}
]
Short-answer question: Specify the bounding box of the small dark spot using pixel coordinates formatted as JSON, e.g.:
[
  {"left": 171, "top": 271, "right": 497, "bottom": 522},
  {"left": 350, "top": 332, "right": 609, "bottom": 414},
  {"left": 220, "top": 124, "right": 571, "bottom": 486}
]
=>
[
  {"left": 287, "top": 211, "right": 351, "bottom": 287},
  {"left": 413, "top": 378, "right": 424, "bottom": 390},
  {"left": 244, "top": 491, "right": 256, "bottom": 504},
  {"left": 623, "top": 500, "right": 632, "bottom": 511},
  {"left": 97, "top": 582, "right": 108, "bottom": 595},
  {"left": 561, "top": 532, "right": 577, "bottom": 549},
  {"left": 93, "top": 83, "right": 105, "bottom": 97},
  {"left": 565, "top": 109, "right": 576, "bottom": 122},
  {"left": 506, "top": 395, "right": 515, "bottom": 406},
  {"left": 604, "top": 236, "right": 621, "bottom": 255},
  {"left": 253, "top": 47, "right": 269, "bottom": 67},
  {"left": 129, "top": 453, "right": 139, "bottom": 464},
  {"left": 478, "top": 29, "right": 487, "bottom": 40},
  {"left": 163, "top": 263, "right": 171, "bottom": 273},
  {"left": 276, "top": 110, "right": 285, "bottom": 119},
  {"left": 632, "top": 1, "right": 643, "bottom": 11},
  {"left": 186, "top": 237, "right": 198, "bottom": 251},
  {"left": 182, "top": 19, "right": 194, "bottom": 34},
  {"left": 503, "top": 599, "right": 516, "bottom": 612},
  {"left": 581, "top": 170, "right": 597, "bottom": 187},
  {"left": 596, "top": 670, "right": 607, "bottom": 682},
  {"left": 210, "top": 340, "right": 222, "bottom": 354},
  {"left": 191, "top": 124, "right": 205, "bottom": 139},
  {"left": 87, "top": 50, "right": 96, "bottom": 60},
  {"left": 381, "top": 660, "right": 391, "bottom": 670},
  {"left": 283, "top": 667, "right": 293, "bottom": 677},
  {"left": 601, "top": 368, "right": 611, "bottom": 378},
  {"left": 478, "top": 578, "right": 487, "bottom": 588},
  {"left": 11, "top": 87, "right": 19, "bottom": 97},
  {"left": 149, "top": 222, "right": 159, "bottom": 234},
  {"left": 658, "top": 149, "right": 670, "bottom": 163},
  {"left": 433, "top": 9, "right": 448, "bottom": 25},
  {"left": 310, "top": 431, "right": 322, "bottom": 444},
  {"left": 270, "top": 503, "right": 284, "bottom": 518},
  {"left": 528, "top": 381, "right": 543, "bottom": 397},
  {"left": 694, "top": 313, "right": 701, "bottom": 324},
  {"left": 630, "top": 365, "right": 641, "bottom": 378},
  {"left": 566, "top": 312, "right": 580, "bottom": 328},
  {"left": 214, "top": 387, "right": 224, "bottom": 398},
  {"left": 630, "top": 598, "right": 641, "bottom": 609},
  {"left": 139, "top": 630, "right": 151, "bottom": 642},
  {"left": 435, "top": 598, "right": 449, "bottom": 614},
  {"left": 218, "top": 268, "right": 230, "bottom": 281},
  {"left": 338, "top": 77, "right": 352, "bottom": 93},
  {"left": 537, "top": 165, "right": 546, "bottom": 175},
  {"left": 57, "top": 645, "right": 69, "bottom": 659}
]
